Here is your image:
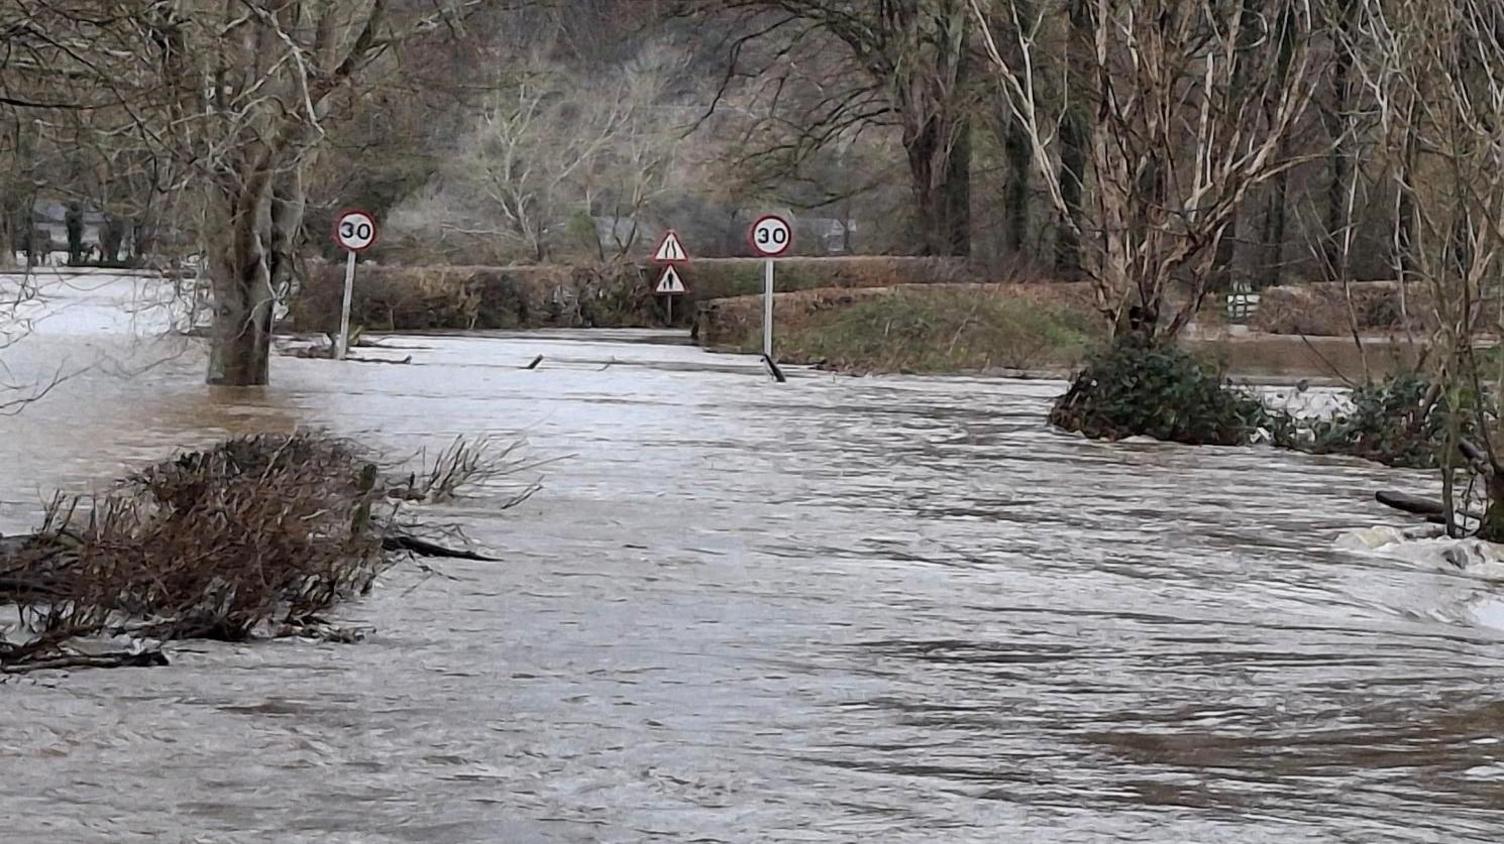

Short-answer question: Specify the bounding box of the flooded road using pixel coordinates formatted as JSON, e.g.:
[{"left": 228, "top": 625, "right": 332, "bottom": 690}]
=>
[{"left": 3, "top": 276, "right": 1504, "bottom": 841}]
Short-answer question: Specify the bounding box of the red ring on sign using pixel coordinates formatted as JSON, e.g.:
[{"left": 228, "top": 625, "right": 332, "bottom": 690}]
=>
[
  {"left": 747, "top": 213, "right": 793, "bottom": 257},
  {"left": 332, "top": 207, "right": 380, "bottom": 253}
]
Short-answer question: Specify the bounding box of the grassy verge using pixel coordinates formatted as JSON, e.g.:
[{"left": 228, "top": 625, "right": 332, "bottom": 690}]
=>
[{"left": 713, "top": 285, "right": 1101, "bottom": 373}]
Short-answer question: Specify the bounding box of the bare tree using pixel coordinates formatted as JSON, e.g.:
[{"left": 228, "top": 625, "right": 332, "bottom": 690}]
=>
[
  {"left": 2, "top": 0, "right": 492, "bottom": 385},
  {"left": 697, "top": 0, "right": 976, "bottom": 256},
  {"left": 390, "top": 48, "right": 682, "bottom": 263},
  {"left": 972, "top": 0, "right": 1324, "bottom": 340},
  {"left": 1349, "top": 0, "right": 1504, "bottom": 538}
]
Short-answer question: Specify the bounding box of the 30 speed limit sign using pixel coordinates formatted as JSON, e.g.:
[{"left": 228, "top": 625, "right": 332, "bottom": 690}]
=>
[
  {"left": 333, "top": 209, "right": 378, "bottom": 252},
  {"left": 749, "top": 214, "right": 792, "bottom": 257},
  {"left": 331, "top": 208, "right": 378, "bottom": 362}
]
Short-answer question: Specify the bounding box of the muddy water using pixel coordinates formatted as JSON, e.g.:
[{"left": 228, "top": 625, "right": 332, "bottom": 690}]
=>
[{"left": 3, "top": 277, "right": 1504, "bottom": 842}]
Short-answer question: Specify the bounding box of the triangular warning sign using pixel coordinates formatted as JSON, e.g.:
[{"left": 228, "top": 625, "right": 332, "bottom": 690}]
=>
[
  {"left": 655, "top": 265, "right": 687, "bottom": 294},
  {"left": 652, "top": 230, "right": 688, "bottom": 263}
]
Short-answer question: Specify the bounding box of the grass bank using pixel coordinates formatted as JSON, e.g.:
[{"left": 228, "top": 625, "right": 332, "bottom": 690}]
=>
[{"left": 696, "top": 284, "right": 1103, "bottom": 373}]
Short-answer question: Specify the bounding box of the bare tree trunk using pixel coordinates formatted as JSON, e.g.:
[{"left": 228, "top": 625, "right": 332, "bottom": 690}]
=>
[
  {"left": 268, "top": 166, "right": 305, "bottom": 304},
  {"left": 1264, "top": 167, "right": 1289, "bottom": 287},
  {"left": 101, "top": 215, "right": 126, "bottom": 263},
  {"left": 1053, "top": 0, "right": 1091, "bottom": 277},
  {"left": 208, "top": 244, "right": 275, "bottom": 387},
  {"left": 1394, "top": 112, "right": 1418, "bottom": 284},
  {"left": 1003, "top": 116, "right": 1030, "bottom": 254},
  {"left": 1056, "top": 106, "right": 1086, "bottom": 276},
  {"left": 1211, "top": 214, "right": 1239, "bottom": 293},
  {"left": 0, "top": 111, "right": 24, "bottom": 268},
  {"left": 0, "top": 201, "right": 14, "bottom": 268},
  {"left": 1324, "top": 0, "right": 1355, "bottom": 278},
  {"left": 207, "top": 171, "right": 276, "bottom": 387},
  {"left": 904, "top": 114, "right": 972, "bottom": 257},
  {"left": 895, "top": 4, "right": 972, "bottom": 258}
]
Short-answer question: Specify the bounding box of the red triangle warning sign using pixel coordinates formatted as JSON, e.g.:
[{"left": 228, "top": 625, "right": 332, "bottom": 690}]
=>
[
  {"left": 655, "top": 265, "right": 687, "bottom": 294},
  {"left": 652, "top": 230, "right": 688, "bottom": 263}
]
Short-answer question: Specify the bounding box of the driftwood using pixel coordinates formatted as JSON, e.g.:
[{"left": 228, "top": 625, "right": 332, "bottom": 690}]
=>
[
  {"left": 1, "top": 649, "right": 168, "bottom": 674},
  {"left": 383, "top": 533, "right": 501, "bottom": 561},
  {"left": 1375, "top": 490, "right": 1485, "bottom": 525},
  {"left": 1376, "top": 491, "right": 1448, "bottom": 522}
]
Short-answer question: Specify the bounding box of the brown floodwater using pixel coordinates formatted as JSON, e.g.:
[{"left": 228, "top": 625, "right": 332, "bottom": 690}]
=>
[{"left": 3, "top": 275, "right": 1504, "bottom": 842}]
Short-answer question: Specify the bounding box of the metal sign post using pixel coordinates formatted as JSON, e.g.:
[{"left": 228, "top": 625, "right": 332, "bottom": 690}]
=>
[
  {"left": 749, "top": 214, "right": 792, "bottom": 366},
  {"left": 337, "top": 250, "right": 357, "bottom": 360},
  {"left": 655, "top": 264, "right": 687, "bottom": 324},
  {"left": 331, "top": 208, "right": 378, "bottom": 360},
  {"left": 763, "top": 258, "right": 773, "bottom": 357}
]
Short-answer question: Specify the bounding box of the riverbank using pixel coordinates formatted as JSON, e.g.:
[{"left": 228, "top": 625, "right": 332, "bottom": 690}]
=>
[
  {"left": 695, "top": 283, "right": 1101, "bottom": 373},
  {"left": 695, "top": 283, "right": 1424, "bottom": 381}
]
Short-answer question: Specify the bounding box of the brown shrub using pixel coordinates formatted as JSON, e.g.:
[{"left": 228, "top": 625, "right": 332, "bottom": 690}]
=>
[
  {"left": 0, "top": 434, "right": 389, "bottom": 669},
  {"left": 291, "top": 262, "right": 575, "bottom": 332},
  {"left": 289, "top": 256, "right": 994, "bottom": 332},
  {"left": 677, "top": 256, "right": 980, "bottom": 300},
  {"left": 1251, "top": 281, "right": 1434, "bottom": 336}
]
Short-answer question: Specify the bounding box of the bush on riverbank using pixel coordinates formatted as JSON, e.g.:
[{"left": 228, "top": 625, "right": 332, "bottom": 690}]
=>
[
  {"left": 1289, "top": 375, "right": 1451, "bottom": 468},
  {"left": 1049, "top": 337, "right": 1270, "bottom": 445},
  {"left": 1051, "top": 341, "right": 1472, "bottom": 469},
  {"left": 0, "top": 433, "right": 514, "bottom": 673},
  {"left": 1249, "top": 281, "right": 1462, "bottom": 336}
]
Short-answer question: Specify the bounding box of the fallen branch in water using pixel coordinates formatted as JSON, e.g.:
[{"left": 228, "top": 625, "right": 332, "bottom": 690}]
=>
[
  {"left": 1375, "top": 490, "right": 1485, "bottom": 526},
  {"left": 1, "top": 649, "right": 169, "bottom": 674},
  {"left": 382, "top": 533, "right": 502, "bottom": 561}
]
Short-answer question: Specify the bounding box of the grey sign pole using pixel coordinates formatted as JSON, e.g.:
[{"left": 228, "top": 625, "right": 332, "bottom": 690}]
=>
[
  {"left": 336, "top": 249, "right": 356, "bottom": 361},
  {"left": 763, "top": 257, "right": 774, "bottom": 358}
]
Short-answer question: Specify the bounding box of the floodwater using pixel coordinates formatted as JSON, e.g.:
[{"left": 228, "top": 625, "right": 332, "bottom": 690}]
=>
[{"left": 3, "top": 275, "right": 1504, "bottom": 842}]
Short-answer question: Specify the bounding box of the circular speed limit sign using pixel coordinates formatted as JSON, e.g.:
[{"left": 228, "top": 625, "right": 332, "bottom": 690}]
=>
[
  {"left": 749, "top": 214, "right": 793, "bottom": 257},
  {"left": 333, "top": 209, "right": 378, "bottom": 252}
]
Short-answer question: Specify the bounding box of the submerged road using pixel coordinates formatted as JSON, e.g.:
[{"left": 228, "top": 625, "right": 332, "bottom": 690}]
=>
[{"left": 3, "top": 283, "right": 1504, "bottom": 842}]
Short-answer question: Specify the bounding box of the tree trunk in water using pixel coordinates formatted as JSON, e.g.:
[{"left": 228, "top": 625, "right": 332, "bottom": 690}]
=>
[
  {"left": 1478, "top": 473, "right": 1504, "bottom": 544},
  {"left": 207, "top": 173, "right": 276, "bottom": 387},
  {"left": 207, "top": 250, "right": 274, "bottom": 387},
  {"left": 1003, "top": 117, "right": 1030, "bottom": 254}
]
